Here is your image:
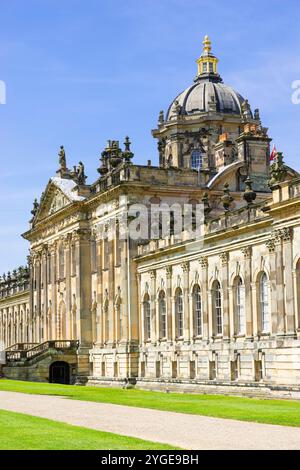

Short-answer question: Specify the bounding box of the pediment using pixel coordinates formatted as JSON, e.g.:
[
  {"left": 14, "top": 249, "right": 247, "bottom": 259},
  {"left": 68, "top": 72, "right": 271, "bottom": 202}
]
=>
[{"left": 34, "top": 177, "right": 85, "bottom": 223}]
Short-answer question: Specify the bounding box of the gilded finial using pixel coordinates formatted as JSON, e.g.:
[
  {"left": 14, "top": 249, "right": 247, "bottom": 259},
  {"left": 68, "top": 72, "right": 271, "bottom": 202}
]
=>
[
  {"left": 202, "top": 35, "right": 212, "bottom": 55},
  {"left": 196, "top": 34, "right": 219, "bottom": 79}
]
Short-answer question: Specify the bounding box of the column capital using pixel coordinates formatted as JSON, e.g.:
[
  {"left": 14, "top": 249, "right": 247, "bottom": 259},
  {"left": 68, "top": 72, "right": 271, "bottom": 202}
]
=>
[
  {"left": 49, "top": 241, "right": 57, "bottom": 255},
  {"left": 275, "top": 227, "right": 293, "bottom": 243},
  {"left": 72, "top": 228, "right": 91, "bottom": 243},
  {"left": 265, "top": 238, "right": 276, "bottom": 253},
  {"left": 241, "top": 246, "right": 252, "bottom": 259},
  {"left": 199, "top": 256, "right": 208, "bottom": 268},
  {"left": 181, "top": 261, "right": 190, "bottom": 273},
  {"left": 63, "top": 233, "right": 72, "bottom": 248},
  {"left": 166, "top": 266, "right": 172, "bottom": 279},
  {"left": 219, "top": 252, "right": 229, "bottom": 266}
]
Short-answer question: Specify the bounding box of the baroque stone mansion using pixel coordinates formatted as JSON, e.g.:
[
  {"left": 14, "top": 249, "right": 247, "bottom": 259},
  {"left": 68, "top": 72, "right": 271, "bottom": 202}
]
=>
[{"left": 1, "top": 37, "right": 300, "bottom": 395}]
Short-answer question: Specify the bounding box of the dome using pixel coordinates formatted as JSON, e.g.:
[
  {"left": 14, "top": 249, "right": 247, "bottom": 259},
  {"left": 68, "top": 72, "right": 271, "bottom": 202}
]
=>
[
  {"left": 166, "top": 35, "right": 246, "bottom": 121},
  {"left": 166, "top": 80, "right": 245, "bottom": 120}
]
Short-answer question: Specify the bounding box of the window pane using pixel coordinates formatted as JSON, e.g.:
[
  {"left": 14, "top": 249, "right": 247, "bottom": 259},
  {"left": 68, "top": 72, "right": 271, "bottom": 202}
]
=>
[
  {"left": 194, "top": 286, "right": 202, "bottom": 336},
  {"left": 175, "top": 290, "right": 183, "bottom": 337},
  {"left": 191, "top": 150, "right": 203, "bottom": 170},
  {"left": 159, "top": 293, "right": 166, "bottom": 339},
  {"left": 236, "top": 278, "right": 245, "bottom": 335},
  {"left": 213, "top": 282, "right": 222, "bottom": 335},
  {"left": 260, "top": 274, "right": 269, "bottom": 332},
  {"left": 143, "top": 298, "right": 151, "bottom": 340}
]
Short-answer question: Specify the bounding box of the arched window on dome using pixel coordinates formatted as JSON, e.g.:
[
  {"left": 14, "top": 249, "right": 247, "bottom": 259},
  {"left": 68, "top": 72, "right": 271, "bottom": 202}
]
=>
[{"left": 191, "top": 150, "right": 203, "bottom": 170}]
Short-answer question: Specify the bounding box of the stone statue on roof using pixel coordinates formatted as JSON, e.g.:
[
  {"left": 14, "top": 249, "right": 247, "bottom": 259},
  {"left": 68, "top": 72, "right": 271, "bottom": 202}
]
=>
[
  {"left": 59, "top": 146, "right": 67, "bottom": 172},
  {"left": 77, "top": 161, "right": 87, "bottom": 185}
]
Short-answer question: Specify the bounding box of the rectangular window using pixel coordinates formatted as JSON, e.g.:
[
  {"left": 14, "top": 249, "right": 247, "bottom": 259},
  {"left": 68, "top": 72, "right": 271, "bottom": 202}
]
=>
[{"left": 215, "top": 291, "right": 222, "bottom": 335}]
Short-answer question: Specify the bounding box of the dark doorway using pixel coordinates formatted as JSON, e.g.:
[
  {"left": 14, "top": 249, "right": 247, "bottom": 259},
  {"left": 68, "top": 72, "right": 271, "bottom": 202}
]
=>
[{"left": 49, "top": 361, "right": 70, "bottom": 385}]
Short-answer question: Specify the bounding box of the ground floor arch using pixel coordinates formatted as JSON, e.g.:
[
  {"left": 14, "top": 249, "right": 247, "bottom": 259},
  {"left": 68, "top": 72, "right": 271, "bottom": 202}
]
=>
[{"left": 49, "top": 361, "right": 70, "bottom": 385}]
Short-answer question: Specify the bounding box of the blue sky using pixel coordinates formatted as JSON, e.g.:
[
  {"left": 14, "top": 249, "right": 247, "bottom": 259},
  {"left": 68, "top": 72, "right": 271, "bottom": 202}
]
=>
[{"left": 1, "top": 0, "right": 300, "bottom": 272}]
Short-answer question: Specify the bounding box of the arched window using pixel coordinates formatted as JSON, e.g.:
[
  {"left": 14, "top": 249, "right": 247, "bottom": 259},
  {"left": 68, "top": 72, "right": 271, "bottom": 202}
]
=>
[
  {"left": 143, "top": 294, "right": 151, "bottom": 341},
  {"left": 212, "top": 281, "right": 222, "bottom": 335},
  {"left": 234, "top": 277, "right": 245, "bottom": 335},
  {"left": 175, "top": 288, "right": 184, "bottom": 338},
  {"left": 158, "top": 291, "right": 167, "bottom": 339},
  {"left": 193, "top": 285, "right": 202, "bottom": 336},
  {"left": 259, "top": 273, "right": 270, "bottom": 333},
  {"left": 191, "top": 149, "right": 203, "bottom": 170}
]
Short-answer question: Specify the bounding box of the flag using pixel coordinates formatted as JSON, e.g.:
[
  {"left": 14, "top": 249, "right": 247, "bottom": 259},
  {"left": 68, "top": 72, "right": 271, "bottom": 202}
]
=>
[{"left": 270, "top": 145, "right": 277, "bottom": 161}]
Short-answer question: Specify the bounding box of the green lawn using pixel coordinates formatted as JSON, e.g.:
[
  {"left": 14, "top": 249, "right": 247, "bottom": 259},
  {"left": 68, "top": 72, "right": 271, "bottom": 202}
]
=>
[
  {"left": 1, "top": 379, "right": 300, "bottom": 428},
  {"left": 0, "top": 409, "right": 177, "bottom": 450}
]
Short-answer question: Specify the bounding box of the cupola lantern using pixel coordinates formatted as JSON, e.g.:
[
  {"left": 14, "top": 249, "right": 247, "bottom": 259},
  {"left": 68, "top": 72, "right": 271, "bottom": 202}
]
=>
[{"left": 196, "top": 35, "right": 219, "bottom": 79}]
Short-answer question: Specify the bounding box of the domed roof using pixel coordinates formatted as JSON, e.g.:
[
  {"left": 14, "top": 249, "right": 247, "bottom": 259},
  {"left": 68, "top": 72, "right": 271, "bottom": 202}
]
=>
[
  {"left": 166, "top": 80, "right": 245, "bottom": 120},
  {"left": 166, "top": 35, "right": 246, "bottom": 121}
]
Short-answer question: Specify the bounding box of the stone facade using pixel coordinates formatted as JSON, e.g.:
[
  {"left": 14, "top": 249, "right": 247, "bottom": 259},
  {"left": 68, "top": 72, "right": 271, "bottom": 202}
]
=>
[
  {"left": 0, "top": 267, "right": 30, "bottom": 350},
  {"left": 1, "top": 37, "right": 300, "bottom": 394}
]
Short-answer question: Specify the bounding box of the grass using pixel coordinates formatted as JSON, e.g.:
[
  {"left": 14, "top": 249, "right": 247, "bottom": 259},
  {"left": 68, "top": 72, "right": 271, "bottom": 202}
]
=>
[
  {"left": 1, "top": 379, "right": 300, "bottom": 428},
  {"left": 0, "top": 409, "right": 177, "bottom": 450}
]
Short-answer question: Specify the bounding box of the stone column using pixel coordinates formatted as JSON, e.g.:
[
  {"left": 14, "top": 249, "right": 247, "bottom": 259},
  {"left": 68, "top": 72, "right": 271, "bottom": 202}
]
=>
[
  {"left": 266, "top": 238, "right": 277, "bottom": 335},
  {"left": 219, "top": 252, "right": 230, "bottom": 339},
  {"left": 137, "top": 274, "right": 144, "bottom": 343},
  {"left": 35, "top": 255, "right": 42, "bottom": 342},
  {"left": 41, "top": 249, "right": 48, "bottom": 341},
  {"left": 119, "top": 234, "right": 129, "bottom": 343},
  {"left": 199, "top": 257, "right": 209, "bottom": 339},
  {"left": 73, "top": 229, "right": 93, "bottom": 348},
  {"left": 28, "top": 254, "right": 34, "bottom": 343},
  {"left": 181, "top": 262, "right": 190, "bottom": 342},
  {"left": 281, "top": 228, "right": 296, "bottom": 335},
  {"left": 96, "top": 238, "right": 103, "bottom": 346},
  {"left": 274, "top": 230, "right": 285, "bottom": 335},
  {"left": 293, "top": 269, "right": 300, "bottom": 333},
  {"left": 64, "top": 235, "right": 72, "bottom": 339},
  {"left": 150, "top": 271, "right": 157, "bottom": 342},
  {"left": 108, "top": 228, "right": 115, "bottom": 345},
  {"left": 49, "top": 242, "right": 57, "bottom": 339},
  {"left": 166, "top": 266, "right": 173, "bottom": 341},
  {"left": 242, "top": 247, "right": 253, "bottom": 338}
]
